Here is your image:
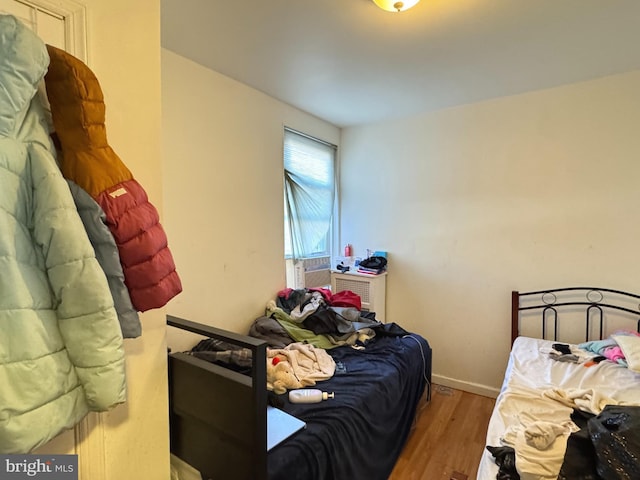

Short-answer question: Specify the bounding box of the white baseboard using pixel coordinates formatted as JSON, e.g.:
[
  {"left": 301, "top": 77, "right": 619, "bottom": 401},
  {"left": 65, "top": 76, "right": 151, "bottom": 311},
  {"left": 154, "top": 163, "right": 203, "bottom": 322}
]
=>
[{"left": 431, "top": 374, "right": 500, "bottom": 399}]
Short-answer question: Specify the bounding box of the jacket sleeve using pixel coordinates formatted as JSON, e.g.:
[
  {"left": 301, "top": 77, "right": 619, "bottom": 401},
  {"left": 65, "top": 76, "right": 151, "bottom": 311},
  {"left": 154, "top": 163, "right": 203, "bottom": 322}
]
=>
[
  {"left": 25, "top": 103, "right": 126, "bottom": 411},
  {"left": 67, "top": 180, "right": 141, "bottom": 338}
]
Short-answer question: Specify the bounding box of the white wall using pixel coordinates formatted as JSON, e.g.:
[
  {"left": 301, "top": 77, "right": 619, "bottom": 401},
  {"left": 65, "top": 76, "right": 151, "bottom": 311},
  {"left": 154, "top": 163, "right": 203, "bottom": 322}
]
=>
[
  {"left": 340, "top": 70, "right": 640, "bottom": 395},
  {"left": 161, "top": 49, "right": 340, "bottom": 349}
]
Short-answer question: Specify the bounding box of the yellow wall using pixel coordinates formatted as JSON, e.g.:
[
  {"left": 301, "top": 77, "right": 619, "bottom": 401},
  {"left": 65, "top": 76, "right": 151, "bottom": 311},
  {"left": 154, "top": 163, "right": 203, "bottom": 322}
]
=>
[
  {"left": 56, "top": 2, "right": 170, "bottom": 478},
  {"left": 161, "top": 49, "right": 340, "bottom": 349}
]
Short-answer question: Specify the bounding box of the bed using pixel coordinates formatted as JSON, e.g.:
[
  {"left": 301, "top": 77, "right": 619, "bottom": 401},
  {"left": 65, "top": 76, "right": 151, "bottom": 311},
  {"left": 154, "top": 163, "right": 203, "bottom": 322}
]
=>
[
  {"left": 166, "top": 299, "right": 431, "bottom": 480},
  {"left": 478, "top": 287, "right": 640, "bottom": 479}
]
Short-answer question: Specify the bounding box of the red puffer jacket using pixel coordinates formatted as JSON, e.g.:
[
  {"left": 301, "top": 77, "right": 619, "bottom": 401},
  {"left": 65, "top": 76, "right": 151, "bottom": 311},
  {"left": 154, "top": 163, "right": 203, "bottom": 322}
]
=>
[{"left": 45, "top": 45, "right": 182, "bottom": 312}]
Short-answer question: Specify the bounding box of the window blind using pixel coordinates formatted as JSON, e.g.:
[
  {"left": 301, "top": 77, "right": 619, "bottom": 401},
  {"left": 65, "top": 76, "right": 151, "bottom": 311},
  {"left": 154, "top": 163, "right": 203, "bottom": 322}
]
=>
[{"left": 284, "top": 128, "right": 336, "bottom": 260}]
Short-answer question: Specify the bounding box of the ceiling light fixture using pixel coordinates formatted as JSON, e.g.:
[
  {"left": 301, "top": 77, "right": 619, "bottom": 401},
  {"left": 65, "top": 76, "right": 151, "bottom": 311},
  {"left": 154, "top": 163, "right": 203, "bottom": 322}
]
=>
[{"left": 373, "top": 0, "right": 420, "bottom": 12}]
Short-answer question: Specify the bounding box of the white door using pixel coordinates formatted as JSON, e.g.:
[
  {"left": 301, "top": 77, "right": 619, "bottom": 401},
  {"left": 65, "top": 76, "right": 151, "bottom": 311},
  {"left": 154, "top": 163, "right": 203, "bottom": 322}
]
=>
[{"left": 0, "top": 0, "right": 86, "bottom": 54}]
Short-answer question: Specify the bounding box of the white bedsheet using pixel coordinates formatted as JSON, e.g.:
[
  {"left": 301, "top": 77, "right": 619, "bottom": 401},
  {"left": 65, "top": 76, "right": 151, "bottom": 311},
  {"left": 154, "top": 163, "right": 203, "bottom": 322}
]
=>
[{"left": 477, "top": 336, "right": 640, "bottom": 480}]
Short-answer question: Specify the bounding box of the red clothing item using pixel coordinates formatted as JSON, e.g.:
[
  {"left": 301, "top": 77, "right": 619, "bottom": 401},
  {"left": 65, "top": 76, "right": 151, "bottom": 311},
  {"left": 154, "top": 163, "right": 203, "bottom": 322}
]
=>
[
  {"left": 310, "top": 287, "right": 332, "bottom": 303},
  {"left": 46, "top": 45, "right": 182, "bottom": 312},
  {"left": 277, "top": 288, "right": 294, "bottom": 299},
  {"left": 330, "top": 290, "right": 362, "bottom": 310},
  {"left": 97, "top": 179, "right": 182, "bottom": 312}
]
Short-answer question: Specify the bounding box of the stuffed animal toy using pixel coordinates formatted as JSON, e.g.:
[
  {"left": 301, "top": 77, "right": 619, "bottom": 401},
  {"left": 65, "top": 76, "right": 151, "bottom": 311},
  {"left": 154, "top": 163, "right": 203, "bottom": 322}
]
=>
[{"left": 267, "top": 357, "right": 313, "bottom": 394}]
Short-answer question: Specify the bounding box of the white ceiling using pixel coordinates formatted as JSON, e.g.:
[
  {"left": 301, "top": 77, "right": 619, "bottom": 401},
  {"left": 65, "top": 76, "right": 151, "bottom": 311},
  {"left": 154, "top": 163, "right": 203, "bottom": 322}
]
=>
[{"left": 161, "top": 0, "right": 640, "bottom": 128}]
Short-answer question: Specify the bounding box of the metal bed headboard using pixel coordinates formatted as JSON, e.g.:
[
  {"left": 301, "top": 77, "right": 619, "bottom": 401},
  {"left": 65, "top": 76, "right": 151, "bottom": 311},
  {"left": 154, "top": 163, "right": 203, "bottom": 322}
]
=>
[{"left": 511, "top": 287, "right": 640, "bottom": 345}]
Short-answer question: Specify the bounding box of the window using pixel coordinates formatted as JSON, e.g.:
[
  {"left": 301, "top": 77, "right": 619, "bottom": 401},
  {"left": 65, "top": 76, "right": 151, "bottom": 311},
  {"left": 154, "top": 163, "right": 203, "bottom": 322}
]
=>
[{"left": 283, "top": 127, "right": 336, "bottom": 261}]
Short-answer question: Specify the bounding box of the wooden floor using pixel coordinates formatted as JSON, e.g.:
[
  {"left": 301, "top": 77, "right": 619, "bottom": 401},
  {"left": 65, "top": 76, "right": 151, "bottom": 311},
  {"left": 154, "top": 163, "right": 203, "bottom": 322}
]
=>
[{"left": 389, "top": 384, "right": 496, "bottom": 480}]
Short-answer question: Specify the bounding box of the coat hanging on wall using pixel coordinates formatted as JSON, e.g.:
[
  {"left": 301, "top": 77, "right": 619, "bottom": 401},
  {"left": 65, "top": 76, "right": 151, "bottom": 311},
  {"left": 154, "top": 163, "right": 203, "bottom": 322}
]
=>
[
  {"left": 44, "top": 45, "right": 183, "bottom": 312},
  {"left": 0, "top": 14, "right": 126, "bottom": 453}
]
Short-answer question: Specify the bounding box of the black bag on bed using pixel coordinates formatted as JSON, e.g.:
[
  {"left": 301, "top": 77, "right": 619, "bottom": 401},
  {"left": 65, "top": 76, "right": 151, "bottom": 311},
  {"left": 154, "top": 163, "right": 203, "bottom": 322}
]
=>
[
  {"left": 590, "top": 405, "right": 640, "bottom": 480},
  {"left": 558, "top": 409, "right": 598, "bottom": 480},
  {"left": 559, "top": 406, "right": 640, "bottom": 480}
]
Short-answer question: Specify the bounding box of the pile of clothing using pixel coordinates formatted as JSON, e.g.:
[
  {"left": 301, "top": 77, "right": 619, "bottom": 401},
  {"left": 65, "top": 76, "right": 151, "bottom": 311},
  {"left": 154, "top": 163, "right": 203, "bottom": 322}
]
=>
[
  {"left": 579, "top": 330, "right": 640, "bottom": 370},
  {"left": 262, "top": 288, "right": 382, "bottom": 349}
]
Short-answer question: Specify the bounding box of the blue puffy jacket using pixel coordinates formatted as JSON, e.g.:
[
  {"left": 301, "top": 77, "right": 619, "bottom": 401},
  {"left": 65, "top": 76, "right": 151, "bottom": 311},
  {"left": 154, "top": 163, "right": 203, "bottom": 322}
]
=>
[{"left": 0, "top": 14, "right": 126, "bottom": 453}]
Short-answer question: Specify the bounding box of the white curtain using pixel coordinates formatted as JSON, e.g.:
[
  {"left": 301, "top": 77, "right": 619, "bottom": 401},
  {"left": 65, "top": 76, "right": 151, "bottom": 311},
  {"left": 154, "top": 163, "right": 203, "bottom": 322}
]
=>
[{"left": 284, "top": 128, "right": 336, "bottom": 261}]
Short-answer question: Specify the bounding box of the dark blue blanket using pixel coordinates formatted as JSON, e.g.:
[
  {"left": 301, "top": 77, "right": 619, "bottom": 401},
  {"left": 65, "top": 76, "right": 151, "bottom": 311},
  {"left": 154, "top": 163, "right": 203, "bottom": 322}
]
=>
[{"left": 268, "top": 333, "right": 431, "bottom": 480}]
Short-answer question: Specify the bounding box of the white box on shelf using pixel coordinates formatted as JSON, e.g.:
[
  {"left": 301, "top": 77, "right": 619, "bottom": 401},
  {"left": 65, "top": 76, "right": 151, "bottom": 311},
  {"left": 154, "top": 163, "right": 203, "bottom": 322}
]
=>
[{"left": 330, "top": 271, "right": 387, "bottom": 323}]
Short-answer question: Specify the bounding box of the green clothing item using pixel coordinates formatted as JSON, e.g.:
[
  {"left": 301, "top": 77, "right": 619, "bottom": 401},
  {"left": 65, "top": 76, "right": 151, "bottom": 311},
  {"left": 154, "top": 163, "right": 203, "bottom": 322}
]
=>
[
  {"left": 275, "top": 316, "right": 340, "bottom": 350},
  {"left": 0, "top": 15, "right": 126, "bottom": 453},
  {"left": 267, "top": 303, "right": 372, "bottom": 349}
]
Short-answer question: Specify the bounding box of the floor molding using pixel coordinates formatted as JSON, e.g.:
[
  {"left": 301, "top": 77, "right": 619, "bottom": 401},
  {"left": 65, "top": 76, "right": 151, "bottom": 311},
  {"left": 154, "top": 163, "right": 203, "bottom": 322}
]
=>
[{"left": 431, "top": 374, "right": 500, "bottom": 399}]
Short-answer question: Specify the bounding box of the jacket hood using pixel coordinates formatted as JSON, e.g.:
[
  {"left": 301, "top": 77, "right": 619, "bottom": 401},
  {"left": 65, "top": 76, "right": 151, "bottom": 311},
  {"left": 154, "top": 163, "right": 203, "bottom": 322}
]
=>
[
  {"left": 44, "top": 44, "right": 109, "bottom": 149},
  {"left": 0, "top": 15, "right": 49, "bottom": 137},
  {"left": 44, "top": 45, "right": 132, "bottom": 198}
]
